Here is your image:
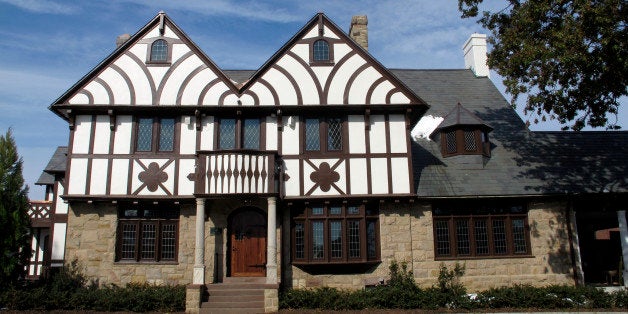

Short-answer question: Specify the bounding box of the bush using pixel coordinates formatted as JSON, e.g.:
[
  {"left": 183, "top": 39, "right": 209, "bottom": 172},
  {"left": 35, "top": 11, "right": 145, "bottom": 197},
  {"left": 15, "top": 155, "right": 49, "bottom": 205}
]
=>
[{"left": 0, "top": 261, "right": 185, "bottom": 312}]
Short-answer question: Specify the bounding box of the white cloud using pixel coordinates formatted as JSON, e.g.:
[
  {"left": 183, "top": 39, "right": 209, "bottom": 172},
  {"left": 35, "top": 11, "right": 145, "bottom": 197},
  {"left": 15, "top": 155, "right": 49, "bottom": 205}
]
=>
[
  {"left": 118, "top": 0, "right": 302, "bottom": 23},
  {"left": 0, "top": 0, "right": 77, "bottom": 14}
]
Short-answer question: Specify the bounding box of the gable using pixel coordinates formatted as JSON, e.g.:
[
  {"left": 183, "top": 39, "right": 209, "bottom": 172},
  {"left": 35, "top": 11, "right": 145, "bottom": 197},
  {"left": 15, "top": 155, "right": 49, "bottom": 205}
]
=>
[
  {"left": 53, "top": 12, "right": 238, "bottom": 113},
  {"left": 51, "top": 12, "right": 427, "bottom": 120},
  {"left": 242, "top": 13, "right": 427, "bottom": 107}
]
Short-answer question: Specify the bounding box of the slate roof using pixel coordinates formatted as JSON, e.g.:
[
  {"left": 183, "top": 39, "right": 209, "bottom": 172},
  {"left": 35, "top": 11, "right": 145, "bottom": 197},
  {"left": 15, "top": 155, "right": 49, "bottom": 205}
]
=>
[
  {"left": 35, "top": 146, "right": 67, "bottom": 185},
  {"left": 389, "top": 69, "right": 628, "bottom": 197},
  {"left": 434, "top": 102, "right": 492, "bottom": 133}
]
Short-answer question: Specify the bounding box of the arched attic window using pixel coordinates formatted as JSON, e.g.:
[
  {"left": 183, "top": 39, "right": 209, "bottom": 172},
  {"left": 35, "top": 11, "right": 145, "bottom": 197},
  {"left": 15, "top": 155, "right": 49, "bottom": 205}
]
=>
[
  {"left": 431, "top": 103, "right": 493, "bottom": 158},
  {"left": 150, "top": 39, "right": 168, "bottom": 62},
  {"left": 313, "top": 39, "right": 330, "bottom": 61}
]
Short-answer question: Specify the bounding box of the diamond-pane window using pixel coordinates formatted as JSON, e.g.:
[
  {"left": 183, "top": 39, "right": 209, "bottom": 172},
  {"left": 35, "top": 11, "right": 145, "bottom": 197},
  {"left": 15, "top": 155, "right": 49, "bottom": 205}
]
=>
[
  {"left": 159, "top": 118, "right": 175, "bottom": 151},
  {"left": 137, "top": 118, "right": 153, "bottom": 151},
  {"left": 243, "top": 119, "right": 260, "bottom": 149},
  {"left": 327, "top": 118, "right": 342, "bottom": 150},
  {"left": 446, "top": 131, "right": 456, "bottom": 153},
  {"left": 367, "top": 220, "right": 377, "bottom": 259},
  {"left": 305, "top": 119, "right": 320, "bottom": 151},
  {"left": 313, "top": 40, "right": 329, "bottom": 61},
  {"left": 219, "top": 119, "right": 236, "bottom": 150},
  {"left": 150, "top": 39, "right": 168, "bottom": 61},
  {"left": 464, "top": 131, "right": 477, "bottom": 151}
]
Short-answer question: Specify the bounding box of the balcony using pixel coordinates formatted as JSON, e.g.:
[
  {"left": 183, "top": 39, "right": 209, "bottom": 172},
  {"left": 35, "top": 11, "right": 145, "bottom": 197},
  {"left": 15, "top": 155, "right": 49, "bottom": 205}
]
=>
[
  {"left": 28, "top": 201, "right": 53, "bottom": 227},
  {"left": 195, "top": 150, "right": 279, "bottom": 196}
]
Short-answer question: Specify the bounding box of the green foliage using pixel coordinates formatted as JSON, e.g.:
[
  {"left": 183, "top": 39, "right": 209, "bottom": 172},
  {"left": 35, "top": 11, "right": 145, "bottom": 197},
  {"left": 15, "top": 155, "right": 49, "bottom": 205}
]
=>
[
  {"left": 0, "top": 128, "right": 31, "bottom": 287},
  {"left": 477, "top": 284, "right": 612, "bottom": 309},
  {"left": 459, "top": 0, "right": 627, "bottom": 130},
  {"left": 0, "top": 260, "right": 185, "bottom": 312}
]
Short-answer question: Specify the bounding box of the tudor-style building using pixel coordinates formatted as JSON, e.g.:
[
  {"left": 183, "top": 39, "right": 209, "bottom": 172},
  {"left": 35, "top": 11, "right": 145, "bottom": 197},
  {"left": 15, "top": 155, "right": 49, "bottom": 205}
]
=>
[{"left": 30, "top": 11, "right": 628, "bottom": 313}]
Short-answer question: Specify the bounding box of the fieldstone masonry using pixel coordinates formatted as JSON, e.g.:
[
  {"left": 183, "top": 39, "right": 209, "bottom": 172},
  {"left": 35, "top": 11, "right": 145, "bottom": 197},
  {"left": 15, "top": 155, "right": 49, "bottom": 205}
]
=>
[{"left": 290, "top": 201, "right": 575, "bottom": 292}]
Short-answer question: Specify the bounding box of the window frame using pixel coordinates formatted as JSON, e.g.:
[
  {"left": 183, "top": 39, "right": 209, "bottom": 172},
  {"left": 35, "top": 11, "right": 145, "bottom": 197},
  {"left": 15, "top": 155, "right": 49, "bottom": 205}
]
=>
[
  {"left": 308, "top": 38, "right": 335, "bottom": 66},
  {"left": 215, "top": 117, "right": 265, "bottom": 151},
  {"left": 291, "top": 203, "right": 380, "bottom": 265},
  {"left": 440, "top": 128, "right": 490, "bottom": 157},
  {"left": 146, "top": 38, "right": 172, "bottom": 65},
  {"left": 116, "top": 206, "right": 179, "bottom": 263},
  {"left": 301, "top": 116, "right": 347, "bottom": 155},
  {"left": 134, "top": 117, "right": 178, "bottom": 153},
  {"left": 432, "top": 203, "right": 532, "bottom": 260}
]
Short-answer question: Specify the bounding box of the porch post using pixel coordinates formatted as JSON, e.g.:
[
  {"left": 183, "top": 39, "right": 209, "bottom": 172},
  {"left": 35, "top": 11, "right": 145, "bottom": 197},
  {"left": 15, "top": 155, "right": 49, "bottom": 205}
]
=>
[
  {"left": 193, "top": 198, "right": 206, "bottom": 285},
  {"left": 618, "top": 210, "right": 628, "bottom": 287},
  {"left": 266, "top": 196, "right": 278, "bottom": 284}
]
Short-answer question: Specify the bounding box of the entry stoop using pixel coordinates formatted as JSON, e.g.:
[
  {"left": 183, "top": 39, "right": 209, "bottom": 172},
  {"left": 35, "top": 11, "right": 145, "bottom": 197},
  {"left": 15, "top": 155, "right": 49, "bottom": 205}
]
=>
[{"left": 200, "top": 277, "right": 279, "bottom": 313}]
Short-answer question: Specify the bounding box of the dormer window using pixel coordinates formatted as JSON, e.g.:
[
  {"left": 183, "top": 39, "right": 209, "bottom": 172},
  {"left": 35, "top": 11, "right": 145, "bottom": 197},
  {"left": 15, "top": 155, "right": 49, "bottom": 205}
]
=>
[
  {"left": 149, "top": 39, "right": 169, "bottom": 63},
  {"left": 431, "top": 103, "right": 493, "bottom": 158},
  {"left": 441, "top": 128, "right": 490, "bottom": 157},
  {"left": 313, "top": 40, "right": 329, "bottom": 61}
]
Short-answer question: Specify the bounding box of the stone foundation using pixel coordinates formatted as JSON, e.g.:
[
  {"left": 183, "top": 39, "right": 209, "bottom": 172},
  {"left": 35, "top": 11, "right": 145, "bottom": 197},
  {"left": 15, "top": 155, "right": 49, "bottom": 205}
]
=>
[
  {"left": 289, "top": 200, "right": 575, "bottom": 292},
  {"left": 185, "top": 284, "right": 204, "bottom": 314}
]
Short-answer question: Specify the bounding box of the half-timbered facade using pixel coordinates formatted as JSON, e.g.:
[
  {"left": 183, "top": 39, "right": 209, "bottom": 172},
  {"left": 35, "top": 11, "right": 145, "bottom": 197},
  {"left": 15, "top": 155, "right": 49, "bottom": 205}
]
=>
[{"left": 35, "top": 11, "right": 628, "bottom": 313}]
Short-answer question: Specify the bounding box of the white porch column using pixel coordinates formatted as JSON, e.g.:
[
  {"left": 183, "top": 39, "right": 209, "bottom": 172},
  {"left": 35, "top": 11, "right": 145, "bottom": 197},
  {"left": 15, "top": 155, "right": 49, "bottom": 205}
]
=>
[
  {"left": 617, "top": 210, "right": 628, "bottom": 287},
  {"left": 193, "top": 198, "right": 206, "bottom": 285},
  {"left": 266, "top": 196, "right": 278, "bottom": 284}
]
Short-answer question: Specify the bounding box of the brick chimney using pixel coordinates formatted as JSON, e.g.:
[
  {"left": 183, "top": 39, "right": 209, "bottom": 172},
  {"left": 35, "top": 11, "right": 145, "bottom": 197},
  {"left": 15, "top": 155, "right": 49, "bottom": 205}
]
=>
[
  {"left": 463, "top": 33, "right": 490, "bottom": 78},
  {"left": 349, "top": 15, "right": 368, "bottom": 50},
  {"left": 116, "top": 34, "right": 131, "bottom": 47}
]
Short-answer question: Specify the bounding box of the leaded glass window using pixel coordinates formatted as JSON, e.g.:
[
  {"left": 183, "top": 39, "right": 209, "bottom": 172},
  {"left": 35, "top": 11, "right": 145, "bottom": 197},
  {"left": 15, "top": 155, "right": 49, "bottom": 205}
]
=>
[
  {"left": 137, "top": 118, "right": 153, "bottom": 151},
  {"left": 292, "top": 203, "right": 380, "bottom": 263},
  {"left": 433, "top": 202, "right": 530, "bottom": 258},
  {"left": 219, "top": 119, "right": 236, "bottom": 150},
  {"left": 330, "top": 221, "right": 342, "bottom": 258},
  {"left": 150, "top": 39, "right": 168, "bottom": 62},
  {"left": 243, "top": 118, "right": 260, "bottom": 149},
  {"left": 327, "top": 118, "right": 342, "bottom": 151},
  {"left": 313, "top": 40, "right": 329, "bottom": 61},
  {"left": 159, "top": 118, "right": 175, "bottom": 151},
  {"left": 446, "top": 131, "right": 457, "bottom": 153},
  {"left": 464, "top": 130, "right": 477, "bottom": 151},
  {"left": 312, "top": 221, "right": 324, "bottom": 259},
  {"left": 117, "top": 207, "right": 179, "bottom": 262},
  {"left": 305, "top": 118, "right": 320, "bottom": 151}
]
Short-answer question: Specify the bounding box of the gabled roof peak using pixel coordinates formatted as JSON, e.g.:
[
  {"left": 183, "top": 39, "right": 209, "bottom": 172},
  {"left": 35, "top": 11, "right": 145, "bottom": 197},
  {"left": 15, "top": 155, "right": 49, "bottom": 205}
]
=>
[{"left": 437, "top": 103, "right": 492, "bottom": 131}]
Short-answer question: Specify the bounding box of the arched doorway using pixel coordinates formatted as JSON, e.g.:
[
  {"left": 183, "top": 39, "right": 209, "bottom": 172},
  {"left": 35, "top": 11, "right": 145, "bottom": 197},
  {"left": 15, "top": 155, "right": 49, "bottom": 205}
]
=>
[{"left": 228, "top": 207, "right": 267, "bottom": 277}]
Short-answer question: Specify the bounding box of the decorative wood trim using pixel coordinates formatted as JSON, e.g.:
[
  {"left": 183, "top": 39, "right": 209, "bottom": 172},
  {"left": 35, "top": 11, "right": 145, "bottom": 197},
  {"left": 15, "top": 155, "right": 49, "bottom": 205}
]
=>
[
  {"left": 384, "top": 114, "right": 393, "bottom": 195},
  {"left": 109, "top": 64, "right": 136, "bottom": 105},
  {"left": 343, "top": 63, "right": 370, "bottom": 104}
]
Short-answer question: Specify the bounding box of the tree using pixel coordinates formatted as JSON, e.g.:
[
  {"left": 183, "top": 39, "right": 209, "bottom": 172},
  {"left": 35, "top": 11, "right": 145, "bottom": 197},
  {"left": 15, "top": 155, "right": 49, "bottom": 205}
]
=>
[
  {"left": 0, "top": 129, "right": 31, "bottom": 286},
  {"left": 459, "top": 0, "right": 627, "bottom": 130}
]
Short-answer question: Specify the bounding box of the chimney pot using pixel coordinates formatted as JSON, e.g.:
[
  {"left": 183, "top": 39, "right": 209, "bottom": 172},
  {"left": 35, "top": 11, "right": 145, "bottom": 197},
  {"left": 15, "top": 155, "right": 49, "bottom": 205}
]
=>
[
  {"left": 463, "top": 33, "right": 490, "bottom": 78},
  {"left": 349, "top": 15, "right": 368, "bottom": 51},
  {"left": 116, "top": 34, "right": 131, "bottom": 48}
]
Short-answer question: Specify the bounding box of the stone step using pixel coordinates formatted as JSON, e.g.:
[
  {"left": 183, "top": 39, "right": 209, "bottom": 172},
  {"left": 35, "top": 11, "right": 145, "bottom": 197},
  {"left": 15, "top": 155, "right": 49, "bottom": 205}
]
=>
[
  {"left": 207, "top": 283, "right": 276, "bottom": 290},
  {"left": 223, "top": 276, "right": 267, "bottom": 284},
  {"left": 202, "top": 300, "right": 265, "bottom": 309},
  {"left": 200, "top": 308, "right": 265, "bottom": 314},
  {"left": 208, "top": 295, "right": 264, "bottom": 303},
  {"left": 208, "top": 288, "right": 265, "bottom": 296}
]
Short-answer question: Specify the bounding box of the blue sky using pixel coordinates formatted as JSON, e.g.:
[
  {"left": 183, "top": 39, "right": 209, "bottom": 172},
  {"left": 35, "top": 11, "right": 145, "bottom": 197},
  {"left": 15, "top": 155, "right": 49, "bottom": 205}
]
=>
[{"left": 0, "top": 0, "right": 625, "bottom": 199}]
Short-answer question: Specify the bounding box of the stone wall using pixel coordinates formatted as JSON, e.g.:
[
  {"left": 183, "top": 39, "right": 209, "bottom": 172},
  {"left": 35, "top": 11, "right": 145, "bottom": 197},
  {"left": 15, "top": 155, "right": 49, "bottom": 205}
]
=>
[
  {"left": 65, "top": 202, "right": 196, "bottom": 285},
  {"left": 288, "top": 200, "right": 575, "bottom": 292}
]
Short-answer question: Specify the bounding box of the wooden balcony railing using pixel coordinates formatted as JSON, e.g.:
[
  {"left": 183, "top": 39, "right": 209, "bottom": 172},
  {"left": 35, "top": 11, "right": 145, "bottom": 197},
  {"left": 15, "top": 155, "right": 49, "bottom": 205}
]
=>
[
  {"left": 28, "top": 201, "right": 53, "bottom": 227},
  {"left": 195, "top": 150, "right": 279, "bottom": 196}
]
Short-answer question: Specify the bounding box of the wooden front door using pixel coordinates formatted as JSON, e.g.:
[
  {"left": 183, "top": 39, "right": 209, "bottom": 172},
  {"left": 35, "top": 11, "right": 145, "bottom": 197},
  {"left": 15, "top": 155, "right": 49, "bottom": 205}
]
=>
[{"left": 229, "top": 208, "right": 267, "bottom": 277}]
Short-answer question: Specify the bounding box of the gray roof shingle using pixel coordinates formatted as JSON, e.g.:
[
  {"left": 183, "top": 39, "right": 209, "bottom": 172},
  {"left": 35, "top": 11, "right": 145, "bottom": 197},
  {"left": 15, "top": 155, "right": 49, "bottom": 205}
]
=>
[
  {"left": 390, "top": 69, "right": 628, "bottom": 197},
  {"left": 35, "top": 146, "right": 67, "bottom": 185}
]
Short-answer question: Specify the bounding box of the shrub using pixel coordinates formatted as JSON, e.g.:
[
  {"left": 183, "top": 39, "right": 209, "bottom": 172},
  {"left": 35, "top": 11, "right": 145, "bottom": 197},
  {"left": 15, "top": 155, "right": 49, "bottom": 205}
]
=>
[{"left": 0, "top": 261, "right": 185, "bottom": 312}]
